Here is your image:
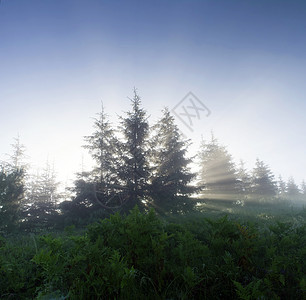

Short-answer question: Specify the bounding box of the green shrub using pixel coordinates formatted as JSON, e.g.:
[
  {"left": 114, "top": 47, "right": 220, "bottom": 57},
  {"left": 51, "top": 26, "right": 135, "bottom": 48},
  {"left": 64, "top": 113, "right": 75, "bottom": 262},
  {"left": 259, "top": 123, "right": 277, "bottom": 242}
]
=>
[{"left": 0, "top": 206, "right": 305, "bottom": 299}]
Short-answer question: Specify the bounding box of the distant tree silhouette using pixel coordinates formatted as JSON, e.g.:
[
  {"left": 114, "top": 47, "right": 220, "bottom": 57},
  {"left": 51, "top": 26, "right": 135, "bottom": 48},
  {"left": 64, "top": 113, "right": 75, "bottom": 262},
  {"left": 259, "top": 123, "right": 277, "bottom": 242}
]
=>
[
  {"left": 8, "top": 135, "right": 28, "bottom": 170},
  {"left": 300, "top": 180, "right": 306, "bottom": 204},
  {"left": 22, "top": 161, "right": 60, "bottom": 229},
  {"left": 0, "top": 165, "right": 24, "bottom": 232},
  {"left": 0, "top": 137, "right": 27, "bottom": 232},
  {"left": 236, "top": 160, "right": 252, "bottom": 204},
  {"left": 277, "top": 175, "right": 287, "bottom": 198},
  {"left": 198, "top": 135, "right": 239, "bottom": 202},
  {"left": 301, "top": 180, "right": 306, "bottom": 196},
  {"left": 284, "top": 176, "right": 300, "bottom": 204},
  {"left": 286, "top": 177, "right": 300, "bottom": 196},
  {"left": 250, "top": 159, "right": 277, "bottom": 202}
]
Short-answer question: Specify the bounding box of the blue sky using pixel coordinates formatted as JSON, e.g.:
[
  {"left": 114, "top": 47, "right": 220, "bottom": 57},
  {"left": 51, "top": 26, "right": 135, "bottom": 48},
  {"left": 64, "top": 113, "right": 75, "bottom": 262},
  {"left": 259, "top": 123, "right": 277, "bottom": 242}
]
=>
[{"left": 0, "top": 0, "right": 305, "bottom": 186}]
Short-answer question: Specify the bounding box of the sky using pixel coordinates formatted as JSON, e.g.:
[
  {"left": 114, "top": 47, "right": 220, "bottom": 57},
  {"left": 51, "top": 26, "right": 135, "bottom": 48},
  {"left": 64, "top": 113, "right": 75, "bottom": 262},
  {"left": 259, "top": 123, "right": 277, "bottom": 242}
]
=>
[{"left": 0, "top": 0, "right": 305, "bottom": 187}]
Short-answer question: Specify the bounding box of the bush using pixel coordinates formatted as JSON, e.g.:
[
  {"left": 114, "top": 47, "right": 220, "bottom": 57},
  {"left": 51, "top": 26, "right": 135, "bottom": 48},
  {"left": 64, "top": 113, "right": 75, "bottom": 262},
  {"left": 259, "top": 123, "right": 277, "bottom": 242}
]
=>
[{"left": 0, "top": 206, "right": 305, "bottom": 299}]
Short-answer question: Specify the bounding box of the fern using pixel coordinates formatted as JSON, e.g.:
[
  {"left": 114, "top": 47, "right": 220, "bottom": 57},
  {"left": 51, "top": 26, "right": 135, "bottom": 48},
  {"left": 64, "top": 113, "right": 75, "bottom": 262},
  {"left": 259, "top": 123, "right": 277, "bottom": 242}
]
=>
[{"left": 233, "top": 279, "right": 264, "bottom": 300}]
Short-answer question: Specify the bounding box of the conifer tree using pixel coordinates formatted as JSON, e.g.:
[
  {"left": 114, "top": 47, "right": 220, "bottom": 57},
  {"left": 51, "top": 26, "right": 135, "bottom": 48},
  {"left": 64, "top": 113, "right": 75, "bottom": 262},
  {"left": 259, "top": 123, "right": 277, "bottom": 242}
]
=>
[
  {"left": 150, "top": 108, "right": 197, "bottom": 212},
  {"left": 300, "top": 180, "right": 306, "bottom": 203},
  {"left": 287, "top": 176, "right": 300, "bottom": 196},
  {"left": 68, "top": 105, "right": 123, "bottom": 213},
  {"left": 23, "top": 161, "right": 60, "bottom": 229},
  {"left": 236, "top": 160, "right": 251, "bottom": 204},
  {"left": 0, "top": 137, "right": 27, "bottom": 232},
  {"left": 198, "top": 135, "right": 238, "bottom": 201},
  {"left": 251, "top": 159, "right": 277, "bottom": 201},
  {"left": 118, "top": 89, "right": 150, "bottom": 208},
  {"left": 301, "top": 180, "right": 306, "bottom": 196},
  {"left": 9, "top": 136, "right": 27, "bottom": 169},
  {"left": 286, "top": 176, "right": 300, "bottom": 199},
  {"left": 0, "top": 165, "right": 24, "bottom": 232},
  {"left": 277, "top": 175, "right": 287, "bottom": 197},
  {"left": 83, "top": 104, "right": 119, "bottom": 186}
]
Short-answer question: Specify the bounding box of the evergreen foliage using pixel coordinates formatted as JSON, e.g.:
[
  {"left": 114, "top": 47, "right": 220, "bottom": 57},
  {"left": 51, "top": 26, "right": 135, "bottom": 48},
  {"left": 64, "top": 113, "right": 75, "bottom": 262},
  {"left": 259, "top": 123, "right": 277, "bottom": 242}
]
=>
[
  {"left": 0, "top": 91, "right": 305, "bottom": 231},
  {"left": 0, "top": 137, "right": 27, "bottom": 232},
  {"left": 150, "top": 107, "right": 198, "bottom": 213},
  {"left": 198, "top": 135, "right": 239, "bottom": 201},
  {"left": 286, "top": 176, "right": 300, "bottom": 197},
  {"left": 236, "top": 160, "right": 252, "bottom": 204},
  {"left": 277, "top": 175, "right": 287, "bottom": 198},
  {"left": 83, "top": 104, "right": 120, "bottom": 188},
  {"left": 0, "top": 166, "right": 24, "bottom": 232},
  {"left": 21, "top": 161, "right": 60, "bottom": 230},
  {"left": 251, "top": 159, "right": 277, "bottom": 201},
  {"left": 117, "top": 89, "right": 150, "bottom": 209},
  {"left": 8, "top": 135, "right": 27, "bottom": 170},
  {"left": 301, "top": 180, "right": 306, "bottom": 196},
  {"left": 82, "top": 104, "right": 124, "bottom": 209}
]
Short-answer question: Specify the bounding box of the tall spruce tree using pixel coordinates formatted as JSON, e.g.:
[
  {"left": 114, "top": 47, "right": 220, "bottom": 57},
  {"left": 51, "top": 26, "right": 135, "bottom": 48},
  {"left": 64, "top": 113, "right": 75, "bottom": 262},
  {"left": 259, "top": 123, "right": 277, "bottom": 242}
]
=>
[
  {"left": 70, "top": 104, "right": 122, "bottom": 212},
  {"left": 198, "top": 135, "right": 239, "bottom": 201},
  {"left": 150, "top": 108, "right": 197, "bottom": 213},
  {"left": 118, "top": 89, "right": 150, "bottom": 209},
  {"left": 83, "top": 104, "right": 119, "bottom": 186},
  {"left": 251, "top": 159, "right": 277, "bottom": 202},
  {"left": 286, "top": 176, "right": 300, "bottom": 199}
]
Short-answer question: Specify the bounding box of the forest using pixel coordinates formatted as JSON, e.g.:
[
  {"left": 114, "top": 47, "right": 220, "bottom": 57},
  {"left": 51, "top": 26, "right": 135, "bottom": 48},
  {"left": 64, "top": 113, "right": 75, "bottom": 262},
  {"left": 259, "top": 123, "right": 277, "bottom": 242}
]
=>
[{"left": 0, "top": 91, "right": 305, "bottom": 299}]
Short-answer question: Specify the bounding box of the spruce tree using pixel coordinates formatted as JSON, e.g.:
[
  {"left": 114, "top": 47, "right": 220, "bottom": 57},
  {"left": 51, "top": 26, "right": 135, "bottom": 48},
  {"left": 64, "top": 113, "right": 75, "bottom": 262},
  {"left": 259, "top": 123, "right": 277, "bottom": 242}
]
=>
[
  {"left": 286, "top": 176, "right": 300, "bottom": 202},
  {"left": 300, "top": 180, "right": 306, "bottom": 203},
  {"left": 68, "top": 105, "right": 124, "bottom": 214},
  {"left": 83, "top": 104, "right": 119, "bottom": 186},
  {"left": 0, "top": 165, "right": 24, "bottom": 232},
  {"left": 286, "top": 177, "right": 300, "bottom": 195},
  {"left": 277, "top": 175, "right": 287, "bottom": 197},
  {"left": 251, "top": 159, "right": 277, "bottom": 202},
  {"left": 301, "top": 180, "right": 306, "bottom": 196},
  {"left": 198, "top": 135, "right": 238, "bottom": 201},
  {"left": 82, "top": 104, "right": 123, "bottom": 209},
  {"left": 8, "top": 135, "right": 28, "bottom": 170},
  {"left": 118, "top": 89, "right": 150, "bottom": 209},
  {"left": 150, "top": 107, "right": 197, "bottom": 213},
  {"left": 0, "top": 137, "right": 27, "bottom": 232},
  {"left": 23, "top": 161, "right": 60, "bottom": 229},
  {"left": 236, "top": 160, "right": 251, "bottom": 205}
]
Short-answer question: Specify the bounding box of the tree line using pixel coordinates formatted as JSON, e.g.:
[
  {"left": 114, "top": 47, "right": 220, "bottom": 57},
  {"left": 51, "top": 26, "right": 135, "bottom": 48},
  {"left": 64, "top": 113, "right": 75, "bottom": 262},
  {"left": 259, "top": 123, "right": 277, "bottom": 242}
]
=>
[
  {"left": 0, "top": 90, "right": 305, "bottom": 232},
  {"left": 198, "top": 135, "right": 306, "bottom": 205}
]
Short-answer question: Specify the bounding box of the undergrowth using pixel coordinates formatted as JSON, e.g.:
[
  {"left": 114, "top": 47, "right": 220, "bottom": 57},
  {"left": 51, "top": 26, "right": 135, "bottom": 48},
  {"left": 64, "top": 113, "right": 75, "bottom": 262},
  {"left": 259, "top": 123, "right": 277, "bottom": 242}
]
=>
[{"left": 0, "top": 206, "right": 305, "bottom": 299}]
